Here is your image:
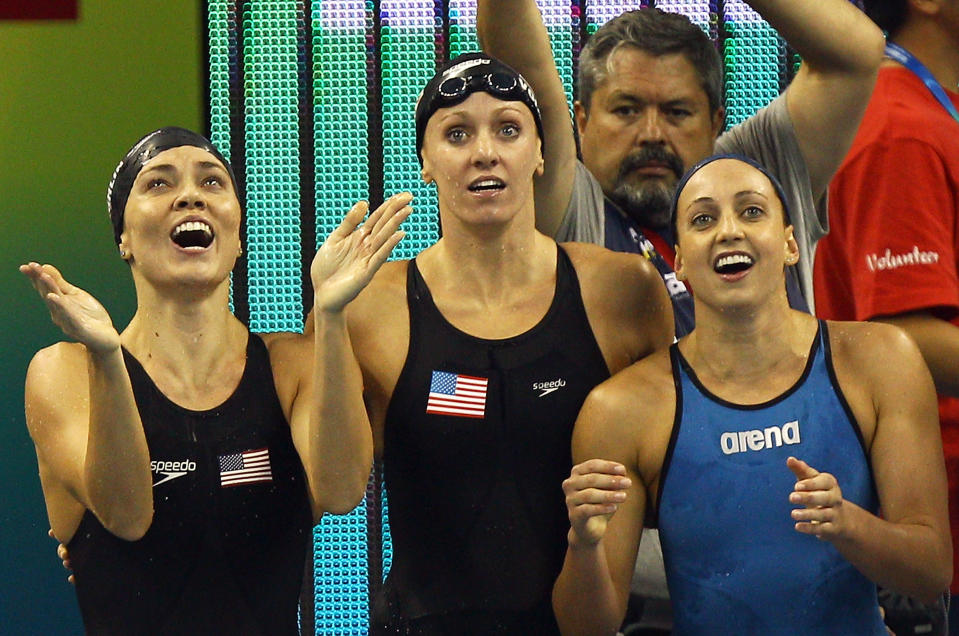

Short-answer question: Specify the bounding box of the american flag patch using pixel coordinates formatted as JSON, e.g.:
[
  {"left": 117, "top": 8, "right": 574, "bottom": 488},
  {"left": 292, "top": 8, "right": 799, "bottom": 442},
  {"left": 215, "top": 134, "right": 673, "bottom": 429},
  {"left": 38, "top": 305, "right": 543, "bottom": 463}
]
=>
[
  {"left": 426, "top": 370, "right": 488, "bottom": 418},
  {"left": 218, "top": 447, "right": 273, "bottom": 487}
]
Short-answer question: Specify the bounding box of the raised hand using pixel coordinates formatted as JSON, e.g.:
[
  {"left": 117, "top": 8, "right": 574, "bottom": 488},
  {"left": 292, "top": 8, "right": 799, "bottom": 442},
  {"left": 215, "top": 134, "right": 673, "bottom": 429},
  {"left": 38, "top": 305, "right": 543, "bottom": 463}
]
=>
[
  {"left": 20, "top": 262, "right": 121, "bottom": 353},
  {"left": 787, "top": 456, "right": 847, "bottom": 541},
  {"left": 563, "top": 459, "right": 631, "bottom": 546},
  {"left": 311, "top": 192, "right": 413, "bottom": 313}
]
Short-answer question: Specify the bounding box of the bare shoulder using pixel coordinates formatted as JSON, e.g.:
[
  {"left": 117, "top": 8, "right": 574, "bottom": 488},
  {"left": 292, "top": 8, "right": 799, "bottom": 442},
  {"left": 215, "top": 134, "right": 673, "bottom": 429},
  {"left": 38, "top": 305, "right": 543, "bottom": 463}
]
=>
[
  {"left": 25, "top": 342, "right": 91, "bottom": 435},
  {"left": 594, "top": 348, "right": 674, "bottom": 409},
  {"left": 348, "top": 259, "right": 409, "bottom": 331},
  {"left": 575, "top": 348, "right": 675, "bottom": 465},
  {"left": 259, "top": 331, "right": 312, "bottom": 412},
  {"left": 827, "top": 319, "right": 924, "bottom": 372},
  {"left": 826, "top": 320, "right": 933, "bottom": 447},
  {"left": 562, "top": 242, "right": 662, "bottom": 296},
  {"left": 562, "top": 242, "right": 674, "bottom": 370},
  {"left": 260, "top": 330, "right": 310, "bottom": 365}
]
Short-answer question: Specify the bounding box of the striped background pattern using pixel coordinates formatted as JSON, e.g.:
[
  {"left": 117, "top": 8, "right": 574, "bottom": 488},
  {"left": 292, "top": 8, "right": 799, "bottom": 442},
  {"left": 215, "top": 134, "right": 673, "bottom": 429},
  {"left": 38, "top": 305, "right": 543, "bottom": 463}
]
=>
[{"left": 205, "top": 1, "right": 799, "bottom": 632}]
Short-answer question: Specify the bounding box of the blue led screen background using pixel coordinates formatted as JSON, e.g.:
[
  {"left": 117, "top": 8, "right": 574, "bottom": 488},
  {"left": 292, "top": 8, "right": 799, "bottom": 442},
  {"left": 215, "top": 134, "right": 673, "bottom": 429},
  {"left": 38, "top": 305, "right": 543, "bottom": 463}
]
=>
[{"left": 204, "top": 1, "right": 799, "bottom": 632}]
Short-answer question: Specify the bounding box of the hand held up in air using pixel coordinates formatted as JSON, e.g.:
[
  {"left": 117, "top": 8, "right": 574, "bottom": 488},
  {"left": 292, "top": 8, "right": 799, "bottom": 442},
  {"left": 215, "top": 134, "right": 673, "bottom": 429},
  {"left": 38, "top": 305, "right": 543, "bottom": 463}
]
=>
[
  {"left": 19, "top": 262, "right": 121, "bottom": 354},
  {"left": 311, "top": 192, "right": 413, "bottom": 313},
  {"left": 563, "top": 459, "right": 631, "bottom": 547},
  {"left": 788, "top": 456, "right": 848, "bottom": 541}
]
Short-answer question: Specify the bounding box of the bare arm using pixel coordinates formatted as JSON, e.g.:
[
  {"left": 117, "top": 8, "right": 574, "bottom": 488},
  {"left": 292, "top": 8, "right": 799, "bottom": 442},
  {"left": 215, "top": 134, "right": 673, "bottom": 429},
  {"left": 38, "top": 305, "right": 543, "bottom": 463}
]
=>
[
  {"left": 791, "top": 324, "right": 952, "bottom": 602},
  {"left": 289, "top": 194, "right": 411, "bottom": 516},
  {"left": 21, "top": 263, "right": 152, "bottom": 542},
  {"left": 478, "top": 0, "right": 577, "bottom": 237},
  {"left": 553, "top": 384, "right": 648, "bottom": 636},
  {"left": 875, "top": 311, "right": 959, "bottom": 398},
  {"left": 747, "top": 0, "right": 885, "bottom": 198}
]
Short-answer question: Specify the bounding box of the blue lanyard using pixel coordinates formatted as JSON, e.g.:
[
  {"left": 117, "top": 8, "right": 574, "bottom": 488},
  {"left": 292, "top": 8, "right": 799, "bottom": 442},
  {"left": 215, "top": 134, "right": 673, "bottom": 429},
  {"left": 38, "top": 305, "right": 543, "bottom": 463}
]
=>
[{"left": 885, "top": 42, "right": 959, "bottom": 123}]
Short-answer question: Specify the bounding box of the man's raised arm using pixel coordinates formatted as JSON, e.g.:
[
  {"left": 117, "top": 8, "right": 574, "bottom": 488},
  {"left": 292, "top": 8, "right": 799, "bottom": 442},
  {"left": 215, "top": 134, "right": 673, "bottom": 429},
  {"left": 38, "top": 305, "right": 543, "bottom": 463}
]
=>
[{"left": 748, "top": 0, "right": 884, "bottom": 198}]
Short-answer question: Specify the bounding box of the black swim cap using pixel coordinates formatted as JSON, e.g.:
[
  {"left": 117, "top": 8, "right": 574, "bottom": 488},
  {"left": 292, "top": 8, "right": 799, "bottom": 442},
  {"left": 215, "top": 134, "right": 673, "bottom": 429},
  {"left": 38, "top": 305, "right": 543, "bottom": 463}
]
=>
[
  {"left": 107, "top": 127, "right": 237, "bottom": 245},
  {"left": 414, "top": 52, "right": 545, "bottom": 165},
  {"left": 671, "top": 153, "right": 792, "bottom": 239}
]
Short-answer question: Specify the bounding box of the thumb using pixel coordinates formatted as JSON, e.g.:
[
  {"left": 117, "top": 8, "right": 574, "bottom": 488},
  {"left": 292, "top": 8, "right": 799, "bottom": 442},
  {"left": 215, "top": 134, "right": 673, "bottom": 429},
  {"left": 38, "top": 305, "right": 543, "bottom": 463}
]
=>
[{"left": 786, "top": 456, "right": 818, "bottom": 482}]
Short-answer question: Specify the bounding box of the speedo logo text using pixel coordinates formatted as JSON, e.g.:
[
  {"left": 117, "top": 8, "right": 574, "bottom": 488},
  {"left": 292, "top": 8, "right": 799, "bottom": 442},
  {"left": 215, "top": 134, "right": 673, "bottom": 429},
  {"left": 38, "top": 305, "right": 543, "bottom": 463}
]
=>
[
  {"left": 533, "top": 378, "right": 566, "bottom": 397},
  {"left": 720, "top": 420, "right": 801, "bottom": 455},
  {"left": 152, "top": 459, "right": 198, "bottom": 487}
]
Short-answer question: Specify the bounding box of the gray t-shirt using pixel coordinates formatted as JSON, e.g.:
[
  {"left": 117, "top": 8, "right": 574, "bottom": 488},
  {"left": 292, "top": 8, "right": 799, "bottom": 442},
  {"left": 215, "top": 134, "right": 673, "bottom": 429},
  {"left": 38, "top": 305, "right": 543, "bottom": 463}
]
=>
[{"left": 556, "top": 93, "right": 827, "bottom": 312}]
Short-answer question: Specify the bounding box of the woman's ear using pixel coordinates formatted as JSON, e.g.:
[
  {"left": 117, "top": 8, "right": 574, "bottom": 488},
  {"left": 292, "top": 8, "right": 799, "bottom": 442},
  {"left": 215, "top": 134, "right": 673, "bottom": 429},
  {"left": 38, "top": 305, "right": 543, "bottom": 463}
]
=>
[
  {"left": 674, "top": 244, "right": 686, "bottom": 280},
  {"left": 784, "top": 225, "right": 799, "bottom": 266}
]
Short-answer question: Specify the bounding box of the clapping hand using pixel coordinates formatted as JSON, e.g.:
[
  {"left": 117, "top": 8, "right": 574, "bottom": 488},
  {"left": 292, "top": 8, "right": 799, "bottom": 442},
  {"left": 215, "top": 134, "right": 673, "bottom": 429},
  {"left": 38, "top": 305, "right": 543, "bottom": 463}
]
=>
[
  {"left": 311, "top": 193, "right": 413, "bottom": 313},
  {"left": 20, "top": 263, "right": 121, "bottom": 353}
]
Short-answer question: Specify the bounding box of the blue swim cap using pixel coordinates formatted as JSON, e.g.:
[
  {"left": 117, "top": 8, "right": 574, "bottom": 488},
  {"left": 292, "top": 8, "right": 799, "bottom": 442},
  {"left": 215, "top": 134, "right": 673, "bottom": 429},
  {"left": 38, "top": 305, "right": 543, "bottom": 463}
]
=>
[{"left": 670, "top": 153, "right": 791, "bottom": 238}]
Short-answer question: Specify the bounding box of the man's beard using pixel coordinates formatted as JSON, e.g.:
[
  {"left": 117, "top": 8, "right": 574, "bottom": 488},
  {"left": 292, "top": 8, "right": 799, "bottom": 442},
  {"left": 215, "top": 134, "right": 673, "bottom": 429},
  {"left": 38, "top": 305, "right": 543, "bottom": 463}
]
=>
[{"left": 608, "top": 146, "right": 684, "bottom": 230}]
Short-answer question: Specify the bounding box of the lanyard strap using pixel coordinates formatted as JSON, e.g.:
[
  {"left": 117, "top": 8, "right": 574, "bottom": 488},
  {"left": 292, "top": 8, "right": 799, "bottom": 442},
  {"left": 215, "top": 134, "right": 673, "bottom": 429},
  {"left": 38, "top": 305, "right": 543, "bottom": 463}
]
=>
[{"left": 885, "top": 42, "right": 959, "bottom": 123}]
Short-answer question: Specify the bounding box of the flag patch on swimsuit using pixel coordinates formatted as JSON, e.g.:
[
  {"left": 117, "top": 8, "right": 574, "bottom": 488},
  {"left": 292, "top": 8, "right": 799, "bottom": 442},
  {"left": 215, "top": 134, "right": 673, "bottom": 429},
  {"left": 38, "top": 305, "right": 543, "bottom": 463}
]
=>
[
  {"left": 218, "top": 447, "right": 273, "bottom": 487},
  {"left": 426, "top": 370, "right": 488, "bottom": 418}
]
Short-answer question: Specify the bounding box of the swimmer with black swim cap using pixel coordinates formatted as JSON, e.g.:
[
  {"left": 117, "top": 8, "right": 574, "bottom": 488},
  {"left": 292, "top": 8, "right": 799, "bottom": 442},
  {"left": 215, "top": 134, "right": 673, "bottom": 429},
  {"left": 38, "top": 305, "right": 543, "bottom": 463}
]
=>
[
  {"left": 310, "top": 51, "right": 672, "bottom": 634},
  {"left": 20, "top": 126, "right": 390, "bottom": 633},
  {"left": 106, "top": 127, "right": 238, "bottom": 250},
  {"left": 414, "top": 52, "right": 545, "bottom": 164}
]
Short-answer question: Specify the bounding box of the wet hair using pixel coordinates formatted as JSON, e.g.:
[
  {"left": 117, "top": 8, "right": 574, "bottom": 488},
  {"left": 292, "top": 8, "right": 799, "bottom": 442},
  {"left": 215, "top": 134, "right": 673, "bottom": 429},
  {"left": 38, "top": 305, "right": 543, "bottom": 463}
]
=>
[
  {"left": 862, "top": 0, "right": 909, "bottom": 38},
  {"left": 670, "top": 153, "right": 791, "bottom": 239},
  {"left": 577, "top": 8, "right": 724, "bottom": 118},
  {"left": 107, "top": 127, "right": 237, "bottom": 245},
  {"left": 414, "top": 52, "right": 544, "bottom": 164}
]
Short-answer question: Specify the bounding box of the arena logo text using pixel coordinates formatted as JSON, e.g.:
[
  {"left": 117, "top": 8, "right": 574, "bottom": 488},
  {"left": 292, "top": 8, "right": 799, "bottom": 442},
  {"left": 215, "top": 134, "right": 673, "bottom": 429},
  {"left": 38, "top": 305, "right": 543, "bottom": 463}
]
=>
[{"left": 720, "top": 420, "right": 801, "bottom": 455}]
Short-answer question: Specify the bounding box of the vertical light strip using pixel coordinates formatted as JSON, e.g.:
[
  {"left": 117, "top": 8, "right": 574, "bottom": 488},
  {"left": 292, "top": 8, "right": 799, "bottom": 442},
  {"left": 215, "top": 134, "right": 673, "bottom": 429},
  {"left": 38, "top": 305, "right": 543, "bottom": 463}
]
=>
[
  {"left": 314, "top": 0, "right": 369, "bottom": 245},
  {"left": 380, "top": 0, "right": 440, "bottom": 261},
  {"left": 541, "top": 0, "right": 576, "bottom": 106},
  {"left": 208, "top": 0, "right": 233, "bottom": 157},
  {"left": 722, "top": 0, "right": 781, "bottom": 127},
  {"left": 448, "top": 0, "right": 478, "bottom": 56},
  {"left": 311, "top": 2, "right": 370, "bottom": 634},
  {"left": 244, "top": 1, "right": 303, "bottom": 332},
  {"left": 207, "top": 0, "right": 236, "bottom": 308}
]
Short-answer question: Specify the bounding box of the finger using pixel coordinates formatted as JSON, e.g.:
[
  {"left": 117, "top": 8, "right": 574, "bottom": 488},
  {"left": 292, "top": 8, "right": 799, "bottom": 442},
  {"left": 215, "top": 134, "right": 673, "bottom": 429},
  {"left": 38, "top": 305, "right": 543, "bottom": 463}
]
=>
[
  {"left": 19, "top": 262, "right": 42, "bottom": 281},
  {"left": 329, "top": 201, "right": 369, "bottom": 240},
  {"left": 793, "top": 519, "right": 833, "bottom": 539},
  {"left": 48, "top": 527, "right": 56, "bottom": 540},
  {"left": 367, "top": 204, "right": 413, "bottom": 251},
  {"left": 790, "top": 488, "right": 842, "bottom": 508},
  {"left": 367, "top": 230, "right": 406, "bottom": 271},
  {"left": 68, "top": 574, "right": 75, "bottom": 585},
  {"left": 567, "top": 486, "right": 629, "bottom": 508},
  {"left": 791, "top": 506, "right": 837, "bottom": 524},
  {"left": 792, "top": 472, "right": 838, "bottom": 494},
  {"left": 365, "top": 192, "right": 413, "bottom": 238},
  {"left": 563, "top": 472, "right": 632, "bottom": 496},
  {"left": 29, "top": 265, "right": 75, "bottom": 301},
  {"left": 39, "top": 264, "right": 75, "bottom": 294},
  {"left": 570, "top": 502, "right": 621, "bottom": 520},
  {"left": 20, "top": 263, "right": 56, "bottom": 298},
  {"left": 571, "top": 459, "right": 628, "bottom": 477},
  {"left": 786, "top": 456, "right": 819, "bottom": 481}
]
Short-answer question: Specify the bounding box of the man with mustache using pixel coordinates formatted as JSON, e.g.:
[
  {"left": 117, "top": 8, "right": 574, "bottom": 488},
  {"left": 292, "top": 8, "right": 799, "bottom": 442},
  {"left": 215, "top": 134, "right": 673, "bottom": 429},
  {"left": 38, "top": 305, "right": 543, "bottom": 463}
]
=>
[{"left": 478, "top": 0, "right": 884, "bottom": 335}]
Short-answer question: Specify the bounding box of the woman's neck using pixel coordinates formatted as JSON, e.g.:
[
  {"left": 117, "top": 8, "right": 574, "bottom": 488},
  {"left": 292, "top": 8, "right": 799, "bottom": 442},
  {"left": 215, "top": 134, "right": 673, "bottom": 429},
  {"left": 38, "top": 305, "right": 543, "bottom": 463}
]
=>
[
  {"left": 121, "top": 281, "right": 247, "bottom": 390},
  {"left": 682, "top": 296, "right": 812, "bottom": 386}
]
